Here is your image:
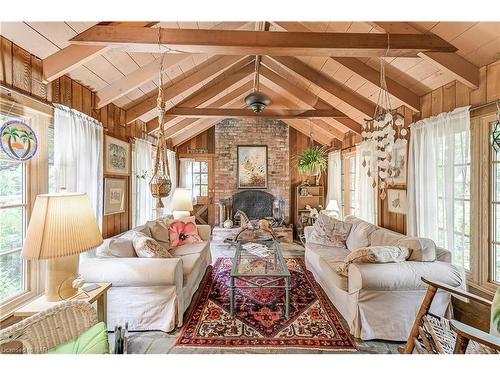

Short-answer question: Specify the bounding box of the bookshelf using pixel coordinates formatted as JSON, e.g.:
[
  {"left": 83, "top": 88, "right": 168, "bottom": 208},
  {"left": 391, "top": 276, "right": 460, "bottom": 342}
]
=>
[{"left": 295, "top": 184, "right": 325, "bottom": 234}]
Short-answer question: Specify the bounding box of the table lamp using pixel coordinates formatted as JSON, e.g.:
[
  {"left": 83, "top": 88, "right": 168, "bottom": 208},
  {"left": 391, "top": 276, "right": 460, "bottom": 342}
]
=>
[
  {"left": 21, "top": 192, "right": 103, "bottom": 301},
  {"left": 171, "top": 188, "right": 193, "bottom": 219},
  {"left": 325, "top": 199, "right": 341, "bottom": 218}
]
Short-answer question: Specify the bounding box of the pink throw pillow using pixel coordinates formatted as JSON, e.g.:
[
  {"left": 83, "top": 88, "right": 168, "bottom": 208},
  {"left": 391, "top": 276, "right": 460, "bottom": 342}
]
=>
[{"left": 169, "top": 221, "right": 202, "bottom": 247}]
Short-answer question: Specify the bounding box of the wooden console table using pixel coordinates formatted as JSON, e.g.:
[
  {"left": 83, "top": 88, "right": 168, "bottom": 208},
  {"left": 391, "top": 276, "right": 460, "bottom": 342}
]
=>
[{"left": 213, "top": 226, "right": 294, "bottom": 244}]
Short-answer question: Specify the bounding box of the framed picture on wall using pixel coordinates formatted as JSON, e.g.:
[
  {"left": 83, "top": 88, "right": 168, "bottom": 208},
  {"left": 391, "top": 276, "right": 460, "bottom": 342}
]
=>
[
  {"left": 387, "top": 189, "right": 408, "bottom": 215},
  {"left": 237, "top": 145, "right": 268, "bottom": 189},
  {"left": 104, "top": 177, "right": 127, "bottom": 215},
  {"left": 391, "top": 141, "right": 407, "bottom": 185},
  {"left": 104, "top": 135, "right": 130, "bottom": 176}
]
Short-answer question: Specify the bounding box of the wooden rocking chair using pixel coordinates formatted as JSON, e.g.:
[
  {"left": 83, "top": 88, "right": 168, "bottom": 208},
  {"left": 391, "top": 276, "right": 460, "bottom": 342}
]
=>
[{"left": 400, "top": 277, "right": 500, "bottom": 354}]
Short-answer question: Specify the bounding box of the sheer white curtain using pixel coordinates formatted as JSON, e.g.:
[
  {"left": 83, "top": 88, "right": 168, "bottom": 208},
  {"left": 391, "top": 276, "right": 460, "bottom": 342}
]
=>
[
  {"left": 54, "top": 105, "right": 103, "bottom": 227},
  {"left": 132, "top": 139, "right": 155, "bottom": 226},
  {"left": 355, "top": 140, "right": 377, "bottom": 223},
  {"left": 407, "top": 106, "right": 471, "bottom": 268},
  {"left": 163, "top": 149, "right": 177, "bottom": 214},
  {"left": 326, "top": 150, "right": 342, "bottom": 216},
  {"left": 179, "top": 158, "right": 195, "bottom": 200}
]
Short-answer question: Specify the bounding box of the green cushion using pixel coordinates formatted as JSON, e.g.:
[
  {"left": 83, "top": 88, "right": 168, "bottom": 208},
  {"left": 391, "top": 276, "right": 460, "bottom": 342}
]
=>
[{"left": 47, "top": 322, "right": 109, "bottom": 354}]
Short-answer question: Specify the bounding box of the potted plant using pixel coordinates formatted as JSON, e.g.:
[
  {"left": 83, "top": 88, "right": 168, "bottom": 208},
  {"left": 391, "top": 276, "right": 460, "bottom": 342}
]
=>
[{"left": 296, "top": 145, "right": 328, "bottom": 185}]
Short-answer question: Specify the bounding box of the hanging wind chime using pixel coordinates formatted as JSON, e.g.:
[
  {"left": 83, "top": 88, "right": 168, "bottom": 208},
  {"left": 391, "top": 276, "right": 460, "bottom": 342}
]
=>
[
  {"left": 361, "top": 34, "right": 407, "bottom": 200},
  {"left": 149, "top": 48, "right": 172, "bottom": 210}
]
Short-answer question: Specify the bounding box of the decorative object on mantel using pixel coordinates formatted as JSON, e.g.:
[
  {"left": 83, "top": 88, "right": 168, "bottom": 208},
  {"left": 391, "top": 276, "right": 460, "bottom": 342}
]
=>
[
  {"left": 104, "top": 177, "right": 127, "bottom": 215},
  {"left": 21, "top": 192, "right": 103, "bottom": 301},
  {"left": 104, "top": 135, "right": 130, "bottom": 176},
  {"left": 491, "top": 100, "right": 500, "bottom": 153},
  {"left": 237, "top": 145, "right": 268, "bottom": 189},
  {"left": 272, "top": 198, "right": 285, "bottom": 227},
  {"left": 223, "top": 219, "right": 233, "bottom": 229},
  {"left": 0, "top": 119, "right": 38, "bottom": 161},
  {"left": 187, "top": 147, "right": 209, "bottom": 154},
  {"left": 387, "top": 189, "right": 408, "bottom": 214},
  {"left": 295, "top": 130, "right": 328, "bottom": 185},
  {"left": 244, "top": 56, "right": 271, "bottom": 113},
  {"left": 149, "top": 52, "right": 172, "bottom": 211},
  {"left": 361, "top": 35, "right": 407, "bottom": 200}
]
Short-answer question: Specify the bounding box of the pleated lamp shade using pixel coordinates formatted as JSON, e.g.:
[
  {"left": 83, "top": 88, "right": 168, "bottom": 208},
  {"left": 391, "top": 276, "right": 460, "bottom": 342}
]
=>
[{"left": 22, "top": 193, "right": 103, "bottom": 260}]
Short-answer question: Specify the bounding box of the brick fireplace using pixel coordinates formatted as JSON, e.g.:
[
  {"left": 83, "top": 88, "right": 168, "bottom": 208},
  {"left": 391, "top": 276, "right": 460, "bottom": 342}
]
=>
[{"left": 214, "top": 119, "right": 290, "bottom": 223}]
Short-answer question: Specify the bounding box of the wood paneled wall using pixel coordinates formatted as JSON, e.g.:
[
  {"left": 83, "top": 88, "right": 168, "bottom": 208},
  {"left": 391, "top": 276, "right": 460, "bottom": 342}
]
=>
[
  {"left": 1, "top": 36, "right": 148, "bottom": 239},
  {"left": 174, "top": 127, "right": 215, "bottom": 154},
  {"left": 289, "top": 127, "right": 327, "bottom": 233}
]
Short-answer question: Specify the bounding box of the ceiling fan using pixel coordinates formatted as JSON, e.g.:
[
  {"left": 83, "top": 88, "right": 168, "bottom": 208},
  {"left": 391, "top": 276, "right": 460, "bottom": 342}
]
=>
[{"left": 244, "top": 56, "right": 271, "bottom": 113}]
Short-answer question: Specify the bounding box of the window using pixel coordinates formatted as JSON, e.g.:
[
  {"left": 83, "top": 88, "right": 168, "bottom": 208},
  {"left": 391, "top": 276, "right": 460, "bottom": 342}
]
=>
[
  {"left": 47, "top": 126, "right": 57, "bottom": 194},
  {"left": 492, "top": 122, "right": 500, "bottom": 282},
  {"left": 192, "top": 160, "right": 209, "bottom": 198},
  {"left": 0, "top": 113, "right": 28, "bottom": 303},
  {"left": 340, "top": 153, "right": 357, "bottom": 217},
  {"left": 436, "top": 130, "right": 471, "bottom": 270}
]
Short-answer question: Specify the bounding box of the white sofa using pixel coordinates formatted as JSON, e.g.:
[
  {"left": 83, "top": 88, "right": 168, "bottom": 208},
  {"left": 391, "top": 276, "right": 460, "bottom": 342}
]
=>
[
  {"left": 79, "top": 223, "right": 211, "bottom": 332},
  {"left": 304, "top": 215, "right": 465, "bottom": 341}
]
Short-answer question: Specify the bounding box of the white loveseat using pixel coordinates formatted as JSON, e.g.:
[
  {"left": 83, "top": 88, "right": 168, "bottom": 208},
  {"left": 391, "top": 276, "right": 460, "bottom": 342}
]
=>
[
  {"left": 79, "top": 222, "right": 211, "bottom": 332},
  {"left": 304, "top": 215, "right": 465, "bottom": 341}
]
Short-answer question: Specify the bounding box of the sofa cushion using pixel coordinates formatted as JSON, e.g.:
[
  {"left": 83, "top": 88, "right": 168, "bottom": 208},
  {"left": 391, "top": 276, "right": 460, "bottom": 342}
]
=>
[
  {"left": 308, "top": 213, "right": 352, "bottom": 249},
  {"left": 369, "top": 228, "right": 405, "bottom": 247},
  {"left": 344, "top": 216, "right": 378, "bottom": 251},
  {"left": 170, "top": 241, "right": 209, "bottom": 257},
  {"left": 47, "top": 322, "right": 109, "bottom": 354},
  {"left": 305, "top": 243, "right": 349, "bottom": 291},
  {"left": 94, "top": 238, "right": 113, "bottom": 258},
  {"left": 399, "top": 237, "right": 437, "bottom": 262},
  {"left": 108, "top": 230, "right": 139, "bottom": 257},
  {"left": 337, "top": 246, "right": 410, "bottom": 276},
  {"left": 178, "top": 253, "right": 202, "bottom": 284}
]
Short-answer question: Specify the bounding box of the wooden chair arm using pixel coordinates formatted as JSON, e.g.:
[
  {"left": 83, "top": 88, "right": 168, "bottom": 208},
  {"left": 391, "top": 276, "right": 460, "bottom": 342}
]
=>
[
  {"left": 421, "top": 277, "right": 492, "bottom": 307},
  {"left": 450, "top": 320, "right": 500, "bottom": 352}
]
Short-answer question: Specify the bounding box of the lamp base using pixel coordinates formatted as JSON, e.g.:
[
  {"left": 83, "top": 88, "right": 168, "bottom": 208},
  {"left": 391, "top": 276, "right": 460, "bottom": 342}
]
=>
[
  {"left": 45, "top": 254, "right": 79, "bottom": 301},
  {"left": 173, "top": 211, "right": 191, "bottom": 220}
]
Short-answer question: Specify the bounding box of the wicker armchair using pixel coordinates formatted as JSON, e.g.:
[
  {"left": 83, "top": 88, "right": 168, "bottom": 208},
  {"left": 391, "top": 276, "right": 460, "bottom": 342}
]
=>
[
  {"left": 400, "top": 277, "right": 500, "bottom": 354},
  {"left": 0, "top": 301, "right": 98, "bottom": 354}
]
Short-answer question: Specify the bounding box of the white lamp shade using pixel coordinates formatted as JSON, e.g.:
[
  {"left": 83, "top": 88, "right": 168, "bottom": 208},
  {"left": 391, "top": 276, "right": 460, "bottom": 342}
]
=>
[
  {"left": 21, "top": 193, "right": 103, "bottom": 260},
  {"left": 171, "top": 188, "right": 194, "bottom": 212},
  {"left": 326, "top": 199, "right": 340, "bottom": 212}
]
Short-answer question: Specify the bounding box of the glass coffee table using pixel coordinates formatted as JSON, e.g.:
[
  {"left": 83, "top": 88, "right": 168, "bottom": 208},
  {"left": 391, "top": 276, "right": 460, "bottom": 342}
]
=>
[{"left": 230, "top": 239, "right": 291, "bottom": 318}]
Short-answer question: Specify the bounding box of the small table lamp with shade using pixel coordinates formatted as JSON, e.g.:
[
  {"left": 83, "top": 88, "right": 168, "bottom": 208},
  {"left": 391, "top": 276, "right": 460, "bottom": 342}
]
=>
[
  {"left": 171, "top": 188, "right": 194, "bottom": 219},
  {"left": 21, "top": 192, "right": 103, "bottom": 301}
]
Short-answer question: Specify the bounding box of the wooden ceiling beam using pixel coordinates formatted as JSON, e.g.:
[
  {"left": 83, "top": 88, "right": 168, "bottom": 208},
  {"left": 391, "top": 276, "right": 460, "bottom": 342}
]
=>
[
  {"left": 371, "top": 22, "right": 480, "bottom": 89},
  {"left": 126, "top": 55, "right": 243, "bottom": 123},
  {"left": 268, "top": 56, "right": 377, "bottom": 117},
  {"left": 164, "top": 108, "right": 350, "bottom": 119},
  {"left": 70, "top": 26, "right": 457, "bottom": 57},
  {"left": 42, "top": 21, "right": 156, "bottom": 83},
  {"left": 259, "top": 62, "right": 361, "bottom": 134},
  {"left": 272, "top": 21, "right": 420, "bottom": 111},
  {"left": 146, "top": 58, "right": 255, "bottom": 132}
]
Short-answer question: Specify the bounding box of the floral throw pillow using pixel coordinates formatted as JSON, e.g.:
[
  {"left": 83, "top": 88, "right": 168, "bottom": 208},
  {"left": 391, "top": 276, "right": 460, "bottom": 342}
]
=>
[
  {"left": 132, "top": 232, "right": 171, "bottom": 258},
  {"left": 336, "top": 245, "right": 410, "bottom": 276},
  {"left": 169, "top": 221, "right": 202, "bottom": 247},
  {"left": 308, "top": 213, "right": 352, "bottom": 249}
]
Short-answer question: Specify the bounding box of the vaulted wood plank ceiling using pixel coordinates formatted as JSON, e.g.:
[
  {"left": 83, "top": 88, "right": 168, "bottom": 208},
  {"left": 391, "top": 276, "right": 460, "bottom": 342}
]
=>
[{"left": 1, "top": 21, "right": 499, "bottom": 145}]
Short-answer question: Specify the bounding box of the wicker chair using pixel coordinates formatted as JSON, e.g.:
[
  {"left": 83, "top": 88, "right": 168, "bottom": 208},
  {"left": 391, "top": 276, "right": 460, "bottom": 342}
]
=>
[
  {"left": 400, "top": 277, "right": 500, "bottom": 354},
  {"left": 0, "top": 301, "right": 98, "bottom": 354}
]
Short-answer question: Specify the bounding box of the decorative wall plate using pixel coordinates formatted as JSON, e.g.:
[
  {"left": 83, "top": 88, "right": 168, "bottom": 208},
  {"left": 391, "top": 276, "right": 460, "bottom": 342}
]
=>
[{"left": 0, "top": 120, "right": 38, "bottom": 161}]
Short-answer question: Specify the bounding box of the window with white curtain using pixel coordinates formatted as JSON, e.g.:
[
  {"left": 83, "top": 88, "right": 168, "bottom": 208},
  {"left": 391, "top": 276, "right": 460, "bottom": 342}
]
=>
[{"left": 340, "top": 153, "right": 357, "bottom": 217}]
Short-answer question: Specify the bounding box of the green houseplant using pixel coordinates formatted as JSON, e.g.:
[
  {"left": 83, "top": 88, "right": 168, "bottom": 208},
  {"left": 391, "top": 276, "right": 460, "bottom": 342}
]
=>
[{"left": 296, "top": 145, "right": 328, "bottom": 185}]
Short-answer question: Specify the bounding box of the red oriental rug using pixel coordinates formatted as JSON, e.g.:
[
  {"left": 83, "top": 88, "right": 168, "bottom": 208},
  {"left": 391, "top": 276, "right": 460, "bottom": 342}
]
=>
[{"left": 175, "top": 257, "right": 356, "bottom": 351}]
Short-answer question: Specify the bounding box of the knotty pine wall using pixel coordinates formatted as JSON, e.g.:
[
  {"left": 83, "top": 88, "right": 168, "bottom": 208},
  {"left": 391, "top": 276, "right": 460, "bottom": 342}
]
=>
[
  {"left": 0, "top": 36, "right": 148, "bottom": 239},
  {"left": 174, "top": 127, "right": 215, "bottom": 154}
]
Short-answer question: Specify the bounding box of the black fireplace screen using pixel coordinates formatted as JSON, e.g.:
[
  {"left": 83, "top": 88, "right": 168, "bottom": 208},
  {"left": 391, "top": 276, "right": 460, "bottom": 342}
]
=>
[{"left": 232, "top": 190, "right": 274, "bottom": 221}]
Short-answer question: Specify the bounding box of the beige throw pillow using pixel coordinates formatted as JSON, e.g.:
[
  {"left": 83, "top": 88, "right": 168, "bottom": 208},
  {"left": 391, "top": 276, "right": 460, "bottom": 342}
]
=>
[
  {"left": 336, "top": 245, "right": 410, "bottom": 276},
  {"left": 146, "top": 220, "right": 170, "bottom": 250},
  {"left": 132, "top": 232, "right": 171, "bottom": 258},
  {"left": 108, "top": 230, "right": 139, "bottom": 257},
  {"left": 308, "top": 213, "right": 352, "bottom": 249},
  {"left": 343, "top": 216, "right": 378, "bottom": 251}
]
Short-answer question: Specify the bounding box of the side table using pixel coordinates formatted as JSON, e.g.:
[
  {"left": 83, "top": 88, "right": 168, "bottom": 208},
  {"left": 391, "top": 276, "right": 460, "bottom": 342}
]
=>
[{"left": 14, "top": 283, "right": 111, "bottom": 324}]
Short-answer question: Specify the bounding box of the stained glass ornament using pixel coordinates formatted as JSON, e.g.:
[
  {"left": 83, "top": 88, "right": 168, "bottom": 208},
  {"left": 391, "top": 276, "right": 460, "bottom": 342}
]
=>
[{"left": 492, "top": 120, "right": 500, "bottom": 153}]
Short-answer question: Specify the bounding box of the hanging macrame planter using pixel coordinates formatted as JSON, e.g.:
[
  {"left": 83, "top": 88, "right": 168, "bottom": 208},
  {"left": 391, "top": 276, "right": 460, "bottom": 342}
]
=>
[{"left": 149, "top": 53, "right": 172, "bottom": 208}]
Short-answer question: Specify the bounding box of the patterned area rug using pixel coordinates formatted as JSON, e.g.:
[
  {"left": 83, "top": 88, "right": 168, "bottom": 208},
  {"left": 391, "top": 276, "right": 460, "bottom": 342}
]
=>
[{"left": 176, "top": 257, "right": 356, "bottom": 351}]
